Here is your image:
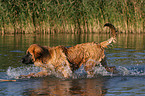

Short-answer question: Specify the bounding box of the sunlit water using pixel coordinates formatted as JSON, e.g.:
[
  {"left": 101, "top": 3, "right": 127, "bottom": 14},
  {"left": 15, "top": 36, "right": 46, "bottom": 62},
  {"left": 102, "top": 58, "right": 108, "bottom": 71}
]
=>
[{"left": 0, "top": 34, "right": 145, "bottom": 96}]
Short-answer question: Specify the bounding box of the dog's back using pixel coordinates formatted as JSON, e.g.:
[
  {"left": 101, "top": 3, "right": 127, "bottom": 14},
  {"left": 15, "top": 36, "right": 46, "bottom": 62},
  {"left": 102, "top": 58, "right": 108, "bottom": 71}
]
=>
[{"left": 66, "top": 42, "right": 105, "bottom": 71}]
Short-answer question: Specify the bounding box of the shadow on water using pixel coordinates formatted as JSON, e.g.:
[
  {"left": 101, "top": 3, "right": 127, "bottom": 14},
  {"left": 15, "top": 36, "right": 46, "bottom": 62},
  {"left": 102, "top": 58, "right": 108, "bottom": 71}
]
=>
[{"left": 0, "top": 33, "right": 145, "bottom": 95}]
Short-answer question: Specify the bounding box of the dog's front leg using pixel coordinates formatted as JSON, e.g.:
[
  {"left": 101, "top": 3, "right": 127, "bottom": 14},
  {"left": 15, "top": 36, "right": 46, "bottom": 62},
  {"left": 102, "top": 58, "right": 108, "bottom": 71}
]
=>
[
  {"left": 16, "top": 70, "right": 49, "bottom": 79},
  {"left": 85, "top": 59, "right": 100, "bottom": 78},
  {"left": 86, "top": 70, "right": 95, "bottom": 78},
  {"left": 16, "top": 73, "right": 35, "bottom": 79}
]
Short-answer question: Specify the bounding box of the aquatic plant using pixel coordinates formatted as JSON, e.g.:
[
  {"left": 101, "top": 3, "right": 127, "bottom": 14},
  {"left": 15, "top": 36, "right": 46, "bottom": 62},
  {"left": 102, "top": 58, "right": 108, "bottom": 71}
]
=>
[{"left": 0, "top": 0, "right": 144, "bottom": 34}]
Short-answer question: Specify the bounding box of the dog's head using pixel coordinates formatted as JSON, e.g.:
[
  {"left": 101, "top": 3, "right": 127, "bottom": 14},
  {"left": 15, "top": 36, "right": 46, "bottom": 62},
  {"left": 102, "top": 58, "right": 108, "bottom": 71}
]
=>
[{"left": 22, "top": 44, "right": 47, "bottom": 64}]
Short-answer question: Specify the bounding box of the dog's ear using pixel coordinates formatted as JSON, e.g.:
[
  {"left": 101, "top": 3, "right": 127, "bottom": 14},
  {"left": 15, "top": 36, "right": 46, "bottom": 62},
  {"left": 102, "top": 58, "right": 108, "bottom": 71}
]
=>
[{"left": 27, "top": 44, "right": 44, "bottom": 62}]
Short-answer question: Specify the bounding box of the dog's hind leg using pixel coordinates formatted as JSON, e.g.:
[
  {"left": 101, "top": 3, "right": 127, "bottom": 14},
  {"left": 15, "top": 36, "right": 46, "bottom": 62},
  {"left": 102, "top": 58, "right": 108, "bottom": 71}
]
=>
[
  {"left": 105, "top": 66, "right": 118, "bottom": 74},
  {"left": 84, "top": 59, "right": 101, "bottom": 77},
  {"left": 101, "top": 57, "right": 118, "bottom": 74}
]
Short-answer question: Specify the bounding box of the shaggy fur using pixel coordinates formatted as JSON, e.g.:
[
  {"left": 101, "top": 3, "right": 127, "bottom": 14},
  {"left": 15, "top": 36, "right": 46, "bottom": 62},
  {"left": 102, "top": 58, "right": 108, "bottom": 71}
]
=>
[
  {"left": 21, "top": 23, "right": 118, "bottom": 78},
  {"left": 21, "top": 45, "right": 72, "bottom": 78},
  {"left": 65, "top": 23, "right": 118, "bottom": 77}
]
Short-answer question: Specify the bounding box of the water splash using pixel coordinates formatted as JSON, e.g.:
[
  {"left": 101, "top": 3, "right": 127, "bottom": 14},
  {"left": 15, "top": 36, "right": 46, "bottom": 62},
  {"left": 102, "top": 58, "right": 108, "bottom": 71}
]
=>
[
  {"left": 5, "top": 64, "right": 145, "bottom": 79},
  {"left": 117, "top": 66, "right": 145, "bottom": 76},
  {"left": 7, "top": 66, "right": 42, "bottom": 79},
  {"left": 73, "top": 65, "right": 145, "bottom": 78}
]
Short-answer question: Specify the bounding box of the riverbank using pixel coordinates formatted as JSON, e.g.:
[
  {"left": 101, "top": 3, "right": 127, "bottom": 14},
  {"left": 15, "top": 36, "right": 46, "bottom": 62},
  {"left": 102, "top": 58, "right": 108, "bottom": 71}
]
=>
[{"left": 0, "top": 0, "right": 144, "bottom": 34}]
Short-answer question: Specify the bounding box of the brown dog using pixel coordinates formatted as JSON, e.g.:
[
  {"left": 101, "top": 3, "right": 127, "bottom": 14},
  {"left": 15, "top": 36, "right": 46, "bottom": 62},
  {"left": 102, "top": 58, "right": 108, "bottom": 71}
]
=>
[
  {"left": 21, "top": 23, "right": 117, "bottom": 78},
  {"left": 21, "top": 45, "right": 72, "bottom": 78}
]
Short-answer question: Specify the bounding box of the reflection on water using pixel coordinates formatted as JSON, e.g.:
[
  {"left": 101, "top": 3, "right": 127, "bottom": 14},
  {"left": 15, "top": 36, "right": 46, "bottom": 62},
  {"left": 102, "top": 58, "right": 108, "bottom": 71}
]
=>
[
  {"left": 23, "top": 77, "right": 107, "bottom": 96},
  {"left": 0, "top": 34, "right": 145, "bottom": 96},
  {"left": 118, "top": 34, "right": 145, "bottom": 50},
  {"left": 0, "top": 34, "right": 145, "bottom": 49}
]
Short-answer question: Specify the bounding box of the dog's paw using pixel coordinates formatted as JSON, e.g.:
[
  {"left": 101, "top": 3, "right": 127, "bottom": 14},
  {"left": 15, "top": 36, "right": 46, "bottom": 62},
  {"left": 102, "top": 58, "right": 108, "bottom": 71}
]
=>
[
  {"left": 16, "top": 73, "right": 35, "bottom": 79},
  {"left": 15, "top": 75, "right": 30, "bottom": 79},
  {"left": 106, "top": 66, "right": 119, "bottom": 74}
]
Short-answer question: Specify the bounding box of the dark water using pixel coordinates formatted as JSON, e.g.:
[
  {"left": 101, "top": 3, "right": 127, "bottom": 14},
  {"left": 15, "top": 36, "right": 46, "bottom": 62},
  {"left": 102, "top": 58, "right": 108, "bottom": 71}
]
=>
[{"left": 0, "top": 34, "right": 145, "bottom": 96}]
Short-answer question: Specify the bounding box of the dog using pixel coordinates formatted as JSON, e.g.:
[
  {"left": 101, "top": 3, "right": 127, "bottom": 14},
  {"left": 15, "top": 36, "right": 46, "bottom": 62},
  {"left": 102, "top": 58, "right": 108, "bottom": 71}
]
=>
[
  {"left": 21, "top": 23, "right": 118, "bottom": 78},
  {"left": 21, "top": 45, "right": 72, "bottom": 78}
]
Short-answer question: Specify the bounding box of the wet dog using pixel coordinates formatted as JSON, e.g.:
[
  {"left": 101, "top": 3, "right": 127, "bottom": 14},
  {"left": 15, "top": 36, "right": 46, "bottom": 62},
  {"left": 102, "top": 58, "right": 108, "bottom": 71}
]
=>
[
  {"left": 21, "top": 23, "right": 118, "bottom": 78},
  {"left": 21, "top": 45, "right": 72, "bottom": 78}
]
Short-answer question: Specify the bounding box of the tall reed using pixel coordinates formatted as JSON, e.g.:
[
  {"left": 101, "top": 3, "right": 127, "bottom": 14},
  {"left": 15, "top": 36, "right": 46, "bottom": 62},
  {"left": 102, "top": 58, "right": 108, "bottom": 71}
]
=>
[{"left": 0, "top": 0, "right": 144, "bottom": 34}]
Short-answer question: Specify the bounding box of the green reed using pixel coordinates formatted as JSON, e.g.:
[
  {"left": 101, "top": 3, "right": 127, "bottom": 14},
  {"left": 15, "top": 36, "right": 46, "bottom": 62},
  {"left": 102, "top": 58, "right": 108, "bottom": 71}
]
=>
[{"left": 0, "top": 0, "right": 144, "bottom": 34}]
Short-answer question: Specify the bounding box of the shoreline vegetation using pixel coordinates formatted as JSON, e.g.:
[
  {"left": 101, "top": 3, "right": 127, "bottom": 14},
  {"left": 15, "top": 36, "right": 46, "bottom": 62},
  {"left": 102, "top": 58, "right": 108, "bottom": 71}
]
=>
[{"left": 0, "top": 0, "right": 144, "bottom": 34}]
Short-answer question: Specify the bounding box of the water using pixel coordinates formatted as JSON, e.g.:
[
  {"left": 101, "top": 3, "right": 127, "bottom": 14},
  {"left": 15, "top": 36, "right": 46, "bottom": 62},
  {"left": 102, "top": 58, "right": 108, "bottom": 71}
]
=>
[{"left": 0, "top": 34, "right": 145, "bottom": 96}]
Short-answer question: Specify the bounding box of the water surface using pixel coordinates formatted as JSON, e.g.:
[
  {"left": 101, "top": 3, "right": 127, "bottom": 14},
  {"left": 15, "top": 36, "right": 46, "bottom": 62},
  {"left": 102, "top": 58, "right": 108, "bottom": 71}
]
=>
[{"left": 0, "top": 34, "right": 145, "bottom": 96}]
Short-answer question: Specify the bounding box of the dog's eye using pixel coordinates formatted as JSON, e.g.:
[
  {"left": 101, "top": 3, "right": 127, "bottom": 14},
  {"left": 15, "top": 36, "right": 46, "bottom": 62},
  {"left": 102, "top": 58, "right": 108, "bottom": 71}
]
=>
[
  {"left": 27, "top": 52, "right": 30, "bottom": 55},
  {"left": 27, "top": 52, "right": 32, "bottom": 56}
]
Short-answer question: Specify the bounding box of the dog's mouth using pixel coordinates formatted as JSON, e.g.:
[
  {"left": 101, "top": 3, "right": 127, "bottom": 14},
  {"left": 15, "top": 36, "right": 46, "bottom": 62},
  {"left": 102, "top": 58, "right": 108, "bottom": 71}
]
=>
[
  {"left": 21, "top": 58, "right": 34, "bottom": 64},
  {"left": 21, "top": 53, "right": 34, "bottom": 64}
]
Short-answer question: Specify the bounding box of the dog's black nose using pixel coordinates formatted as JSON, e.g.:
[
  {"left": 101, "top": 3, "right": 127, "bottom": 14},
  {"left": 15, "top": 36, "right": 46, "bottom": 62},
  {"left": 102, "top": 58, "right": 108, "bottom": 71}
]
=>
[
  {"left": 21, "top": 56, "right": 34, "bottom": 64},
  {"left": 21, "top": 58, "right": 25, "bottom": 63}
]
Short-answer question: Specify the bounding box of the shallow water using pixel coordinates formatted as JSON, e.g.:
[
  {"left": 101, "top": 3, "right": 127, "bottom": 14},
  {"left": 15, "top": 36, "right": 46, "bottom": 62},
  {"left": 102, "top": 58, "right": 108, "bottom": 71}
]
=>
[{"left": 0, "top": 34, "right": 145, "bottom": 96}]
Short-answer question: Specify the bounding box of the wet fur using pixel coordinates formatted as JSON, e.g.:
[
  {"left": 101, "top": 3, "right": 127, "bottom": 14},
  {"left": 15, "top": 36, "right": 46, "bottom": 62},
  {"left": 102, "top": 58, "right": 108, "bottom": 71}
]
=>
[
  {"left": 21, "top": 45, "right": 72, "bottom": 78},
  {"left": 21, "top": 23, "right": 118, "bottom": 78},
  {"left": 66, "top": 23, "right": 118, "bottom": 76}
]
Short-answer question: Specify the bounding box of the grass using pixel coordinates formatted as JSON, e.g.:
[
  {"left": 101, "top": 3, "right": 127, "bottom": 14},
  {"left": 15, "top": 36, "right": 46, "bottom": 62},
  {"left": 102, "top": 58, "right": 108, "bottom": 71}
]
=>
[{"left": 0, "top": 0, "right": 144, "bottom": 34}]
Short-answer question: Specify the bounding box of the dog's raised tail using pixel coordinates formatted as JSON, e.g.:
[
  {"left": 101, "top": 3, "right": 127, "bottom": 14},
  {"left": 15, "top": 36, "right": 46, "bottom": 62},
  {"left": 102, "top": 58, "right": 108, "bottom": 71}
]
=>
[
  {"left": 100, "top": 23, "right": 117, "bottom": 48},
  {"left": 104, "top": 23, "right": 117, "bottom": 38}
]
